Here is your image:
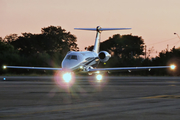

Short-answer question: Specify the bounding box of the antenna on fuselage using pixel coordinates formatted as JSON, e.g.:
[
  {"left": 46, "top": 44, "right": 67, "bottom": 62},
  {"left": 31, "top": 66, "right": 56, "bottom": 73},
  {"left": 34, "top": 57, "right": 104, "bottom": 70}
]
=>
[{"left": 74, "top": 26, "right": 131, "bottom": 53}]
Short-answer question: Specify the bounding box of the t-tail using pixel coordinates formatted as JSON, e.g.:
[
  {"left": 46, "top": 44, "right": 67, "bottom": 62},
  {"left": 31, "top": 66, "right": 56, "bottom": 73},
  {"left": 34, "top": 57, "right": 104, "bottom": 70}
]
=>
[{"left": 74, "top": 26, "right": 131, "bottom": 53}]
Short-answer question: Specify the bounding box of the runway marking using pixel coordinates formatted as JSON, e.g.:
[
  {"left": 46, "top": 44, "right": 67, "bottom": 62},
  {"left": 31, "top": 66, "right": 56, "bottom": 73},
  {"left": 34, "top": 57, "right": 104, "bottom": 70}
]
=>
[
  {"left": 143, "top": 95, "right": 180, "bottom": 99},
  {"left": 0, "top": 104, "right": 101, "bottom": 118}
]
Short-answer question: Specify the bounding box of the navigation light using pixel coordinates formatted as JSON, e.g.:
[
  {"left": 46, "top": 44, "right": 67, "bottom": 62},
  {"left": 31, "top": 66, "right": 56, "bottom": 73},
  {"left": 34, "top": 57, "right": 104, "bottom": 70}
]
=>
[
  {"left": 170, "top": 65, "right": 176, "bottom": 70},
  {"left": 3, "top": 66, "right": 6, "bottom": 69}
]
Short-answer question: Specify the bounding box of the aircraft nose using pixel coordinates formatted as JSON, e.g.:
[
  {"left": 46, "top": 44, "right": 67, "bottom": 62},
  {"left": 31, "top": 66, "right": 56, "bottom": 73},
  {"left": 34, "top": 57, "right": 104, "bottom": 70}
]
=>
[
  {"left": 62, "top": 60, "right": 75, "bottom": 69},
  {"left": 62, "top": 62, "right": 71, "bottom": 69}
]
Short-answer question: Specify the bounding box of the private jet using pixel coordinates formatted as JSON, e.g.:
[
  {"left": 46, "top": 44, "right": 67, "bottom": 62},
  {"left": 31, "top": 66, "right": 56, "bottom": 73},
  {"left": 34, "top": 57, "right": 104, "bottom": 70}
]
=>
[{"left": 3, "top": 26, "right": 176, "bottom": 83}]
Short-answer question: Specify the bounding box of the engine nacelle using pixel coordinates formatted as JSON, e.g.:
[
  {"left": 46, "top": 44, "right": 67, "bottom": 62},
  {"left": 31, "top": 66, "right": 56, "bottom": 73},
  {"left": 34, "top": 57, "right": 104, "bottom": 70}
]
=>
[{"left": 98, "top": 51, "right": 111, "bottom": 63}]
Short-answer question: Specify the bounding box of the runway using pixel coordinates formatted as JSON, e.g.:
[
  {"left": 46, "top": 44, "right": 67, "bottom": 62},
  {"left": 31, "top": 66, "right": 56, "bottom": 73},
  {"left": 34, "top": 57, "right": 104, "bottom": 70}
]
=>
[{"left": 0, "top": 76, "right": 180, "bottom": 120}]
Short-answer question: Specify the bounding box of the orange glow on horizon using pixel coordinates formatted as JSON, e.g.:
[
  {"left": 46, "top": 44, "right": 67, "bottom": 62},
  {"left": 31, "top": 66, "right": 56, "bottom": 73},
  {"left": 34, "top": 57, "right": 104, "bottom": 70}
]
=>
[{"left": 1, "top": 0, "right": 180, "bottom": 57}]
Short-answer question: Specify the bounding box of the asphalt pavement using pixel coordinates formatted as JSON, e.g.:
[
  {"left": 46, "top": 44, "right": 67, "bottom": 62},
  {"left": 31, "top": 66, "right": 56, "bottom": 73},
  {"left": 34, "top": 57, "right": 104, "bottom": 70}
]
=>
[{"left": 0, "top": 76, "right": 180, "bottom": 120}]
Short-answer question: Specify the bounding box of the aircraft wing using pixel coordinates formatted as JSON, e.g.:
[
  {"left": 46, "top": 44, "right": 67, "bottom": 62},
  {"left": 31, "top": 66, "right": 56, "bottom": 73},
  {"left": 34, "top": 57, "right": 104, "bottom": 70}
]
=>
[
  {"left": 3, "top": 65, "right": 175, "bottom": 72},
  {"left": 88, "top": 65, "right": 175, "bottom": 72},
  {"left": 3, "top": 66, "right": 62, "bottom": 70}
]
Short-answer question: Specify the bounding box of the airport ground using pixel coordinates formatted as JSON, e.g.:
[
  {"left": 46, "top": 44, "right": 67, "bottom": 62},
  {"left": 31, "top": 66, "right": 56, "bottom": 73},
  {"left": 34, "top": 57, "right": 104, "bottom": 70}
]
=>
[{"left": 0, "top": 76, "right": 180, "bottom": 120}]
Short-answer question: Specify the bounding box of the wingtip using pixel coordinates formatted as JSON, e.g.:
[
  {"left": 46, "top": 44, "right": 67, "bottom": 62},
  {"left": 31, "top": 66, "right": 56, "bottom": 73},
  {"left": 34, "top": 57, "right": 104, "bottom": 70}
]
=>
[
  {"left": 3, "top": 65, "right": 6, "bottom": 69},
  {"left": 170, "top": 64, "right": 176, "bottom": 70}
]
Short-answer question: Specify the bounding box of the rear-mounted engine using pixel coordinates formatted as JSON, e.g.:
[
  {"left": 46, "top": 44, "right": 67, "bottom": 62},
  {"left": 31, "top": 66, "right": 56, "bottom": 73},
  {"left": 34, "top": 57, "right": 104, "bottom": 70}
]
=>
[{"left": 98, "top": 51, "right": 111, "bottom": 63}]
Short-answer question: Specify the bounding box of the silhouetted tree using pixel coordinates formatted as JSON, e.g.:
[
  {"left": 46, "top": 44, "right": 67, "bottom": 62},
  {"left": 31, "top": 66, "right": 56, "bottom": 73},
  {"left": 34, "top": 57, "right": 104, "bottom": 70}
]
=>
[
  {"left": 151, "top": 47, "right": 180, "bottom": 76},
  {"left": 0, "top": 41, "right": 20, "bottom": 74},
  {"left": 3, "top": 34, "right": 18, "bottom": 43},
  {"left": 0, "top": 26, "right": 79, "bottom": 74},
  {"left": 88, "top": 34, "right": 145, "bottom": 67},
  {"left": 10, "top": 26, "right": 79, "bottom": 56},
  {"left": 0, "top": 37, "right": 3, "bottom": 42}
]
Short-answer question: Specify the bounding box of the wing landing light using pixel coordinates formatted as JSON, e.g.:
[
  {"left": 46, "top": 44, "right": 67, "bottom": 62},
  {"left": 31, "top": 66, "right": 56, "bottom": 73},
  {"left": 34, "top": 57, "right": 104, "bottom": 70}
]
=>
[{"left": 62, "top": 72, "right": 72, "bottom": 83}]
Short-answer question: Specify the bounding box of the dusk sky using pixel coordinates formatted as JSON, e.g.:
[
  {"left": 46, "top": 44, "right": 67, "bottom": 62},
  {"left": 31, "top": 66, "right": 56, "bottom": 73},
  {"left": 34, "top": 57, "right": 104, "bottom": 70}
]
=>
[{"left": 1, "top": 0, "right": 180, "bottom": 56}]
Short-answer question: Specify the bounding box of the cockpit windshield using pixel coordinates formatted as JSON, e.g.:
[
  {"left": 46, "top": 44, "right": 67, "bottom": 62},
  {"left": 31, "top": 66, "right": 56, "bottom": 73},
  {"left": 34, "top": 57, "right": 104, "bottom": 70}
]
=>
[
  {"left": 66, "top": 55, "right": 78, "bottom": 60},
  {"left": 66, "top": 55, "right": 71, "bottom": 60},
  {"left": 71, "top": 55, "right": 77, "bottom": 60}
]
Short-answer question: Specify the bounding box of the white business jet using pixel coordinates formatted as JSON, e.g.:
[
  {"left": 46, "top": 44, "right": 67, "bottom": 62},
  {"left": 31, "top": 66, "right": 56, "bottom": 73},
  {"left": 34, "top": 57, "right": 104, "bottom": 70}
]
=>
[{"left": 3, "top": 26, "right": 176, "bottom": 82}]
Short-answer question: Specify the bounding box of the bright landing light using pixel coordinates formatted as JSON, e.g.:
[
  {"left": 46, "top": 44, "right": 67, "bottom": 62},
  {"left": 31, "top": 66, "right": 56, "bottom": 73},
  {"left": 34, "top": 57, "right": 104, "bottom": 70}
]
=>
[
  {"left": 170, "top": 65, "right": 176, "bottom": 70},
  {"left": 96, "top": 71, "right": 100, "bottom": 74},
  {"left": 79, "top": 66, "right": 83, "bottom": 69},
  {"left": 62, "top": 72, "right": 72, "bottom": 83},
  {"left": 96, "top": 74, "right": 103, "bottom": 82}
]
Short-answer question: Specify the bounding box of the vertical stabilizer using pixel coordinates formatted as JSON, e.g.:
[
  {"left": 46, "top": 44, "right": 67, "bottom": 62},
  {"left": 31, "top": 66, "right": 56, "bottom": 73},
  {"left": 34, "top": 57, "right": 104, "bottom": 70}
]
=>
[{"left": 93, "top": 26, "right": 101, "bottom": 53}]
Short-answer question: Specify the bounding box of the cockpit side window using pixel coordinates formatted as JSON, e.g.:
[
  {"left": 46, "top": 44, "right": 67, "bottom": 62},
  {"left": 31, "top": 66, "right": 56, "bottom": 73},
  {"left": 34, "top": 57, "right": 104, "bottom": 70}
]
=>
[{"left": 71, "top": 55, "right": 77, "bottom": 60}]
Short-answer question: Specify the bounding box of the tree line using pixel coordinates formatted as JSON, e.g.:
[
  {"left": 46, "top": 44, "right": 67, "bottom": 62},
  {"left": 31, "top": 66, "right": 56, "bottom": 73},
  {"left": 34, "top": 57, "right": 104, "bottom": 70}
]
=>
[
  {"left": 0, "top": 25, "right": 179, "bottom": 75},
  {"left": 0, "top": 26, "right": 78, "bottom": 74}
]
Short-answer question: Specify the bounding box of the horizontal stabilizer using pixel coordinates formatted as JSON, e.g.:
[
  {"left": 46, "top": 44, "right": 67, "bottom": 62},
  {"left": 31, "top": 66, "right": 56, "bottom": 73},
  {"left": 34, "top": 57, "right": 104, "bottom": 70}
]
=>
[
  {"left": 74, "top": 27, "right": 131, "bottom": 31},
  {"left": 74, "top": 28, "right": 97, "bottom": 31},
  {"left": 99, "top": 28, "right": 131, "bottom": 31}
]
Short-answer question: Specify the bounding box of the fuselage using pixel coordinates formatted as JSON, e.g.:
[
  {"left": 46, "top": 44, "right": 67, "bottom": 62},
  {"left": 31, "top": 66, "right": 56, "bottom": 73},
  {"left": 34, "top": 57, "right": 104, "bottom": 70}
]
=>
[{"left": 61, "top": 51, "right": 99, "bottom": 72}]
